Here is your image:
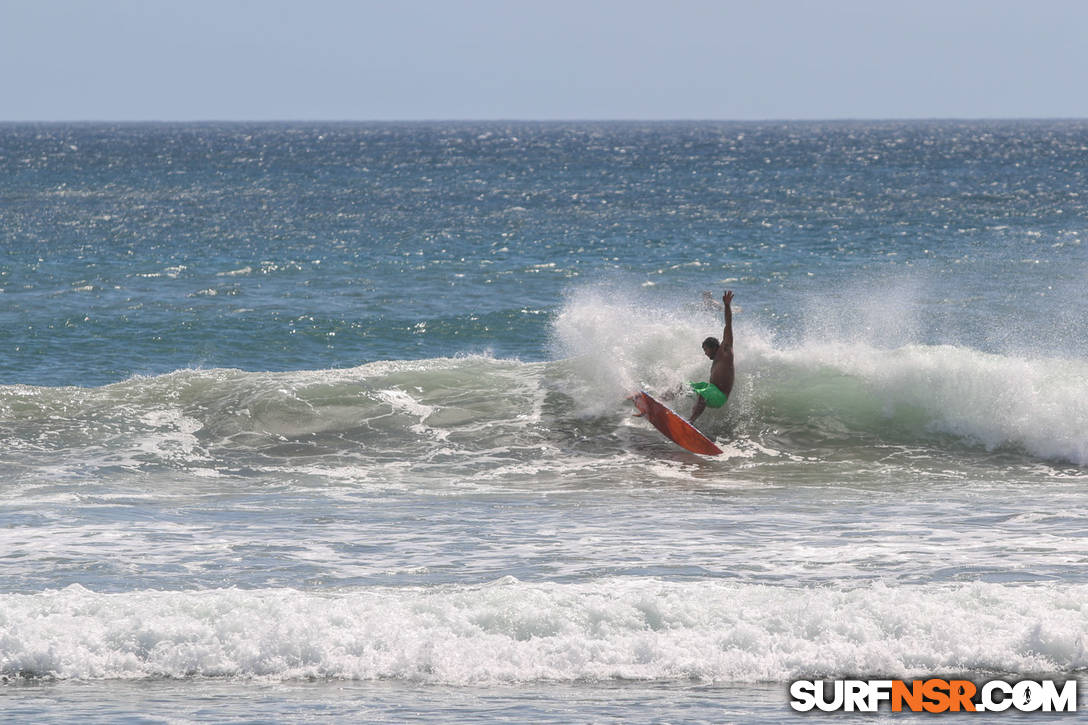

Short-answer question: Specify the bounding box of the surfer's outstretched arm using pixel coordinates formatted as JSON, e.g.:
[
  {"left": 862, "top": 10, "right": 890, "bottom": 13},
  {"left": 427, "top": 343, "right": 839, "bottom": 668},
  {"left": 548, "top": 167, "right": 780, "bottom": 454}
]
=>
[
  {"left": 689, "top": 395, "right": 707, "bottom": 423},
  {"left": 722, "top": 290, "right": 734, "bottom": 349}
]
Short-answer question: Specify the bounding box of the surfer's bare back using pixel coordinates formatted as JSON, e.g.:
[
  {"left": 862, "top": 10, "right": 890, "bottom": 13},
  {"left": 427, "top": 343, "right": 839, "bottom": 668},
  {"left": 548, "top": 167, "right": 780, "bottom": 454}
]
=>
[{"left": 690, "top": 290, "right": 735, "bottom": 422}]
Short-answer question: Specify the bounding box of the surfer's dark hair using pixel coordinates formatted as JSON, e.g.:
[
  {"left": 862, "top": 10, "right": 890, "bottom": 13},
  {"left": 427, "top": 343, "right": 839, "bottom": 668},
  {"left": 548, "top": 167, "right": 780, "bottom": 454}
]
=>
[{"left": 702, "top": 336, "right": 719, "bottom": 349}]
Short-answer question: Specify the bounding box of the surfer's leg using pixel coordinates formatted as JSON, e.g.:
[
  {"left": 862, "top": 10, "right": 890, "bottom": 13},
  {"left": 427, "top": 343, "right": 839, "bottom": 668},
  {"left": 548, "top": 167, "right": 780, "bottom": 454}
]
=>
[{"left": 689, "top": 396, "right": 707, "bottom": 423}]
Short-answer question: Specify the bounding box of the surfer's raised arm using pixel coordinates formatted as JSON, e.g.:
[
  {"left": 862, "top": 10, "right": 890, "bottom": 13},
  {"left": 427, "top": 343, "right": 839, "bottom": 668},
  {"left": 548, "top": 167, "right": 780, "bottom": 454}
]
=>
[
  {"left": 688, "top": 289, "right": 736, "bottom": 423},
  {"left": 722, "top": 290, "right": 734, "bottom": 350}
]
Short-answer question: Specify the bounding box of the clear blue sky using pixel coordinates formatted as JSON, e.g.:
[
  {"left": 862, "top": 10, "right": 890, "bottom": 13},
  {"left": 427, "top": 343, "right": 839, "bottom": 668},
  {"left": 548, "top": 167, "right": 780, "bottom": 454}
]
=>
[{"left": 3, "top": 0, "right": 1087, "bottom": 121}]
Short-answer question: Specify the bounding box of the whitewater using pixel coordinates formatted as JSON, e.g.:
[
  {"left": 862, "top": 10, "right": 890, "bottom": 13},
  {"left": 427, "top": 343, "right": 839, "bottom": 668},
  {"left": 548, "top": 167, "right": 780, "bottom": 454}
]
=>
[{"left": 2, "top": 121, "right": 1087, "bottom": 721}]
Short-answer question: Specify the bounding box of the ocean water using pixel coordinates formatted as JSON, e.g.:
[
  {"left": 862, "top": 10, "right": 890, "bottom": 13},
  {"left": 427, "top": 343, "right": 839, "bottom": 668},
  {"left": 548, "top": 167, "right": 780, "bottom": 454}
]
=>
[{"left": 1, "top": 121, "right": 1087, "bottom": 722}]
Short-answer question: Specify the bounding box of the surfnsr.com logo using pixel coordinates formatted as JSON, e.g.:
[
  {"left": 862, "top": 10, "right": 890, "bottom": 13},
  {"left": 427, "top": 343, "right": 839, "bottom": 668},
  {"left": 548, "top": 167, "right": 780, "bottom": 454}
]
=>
[{"left": 789, "top": 679, "right": 1078, "bottom": 713}]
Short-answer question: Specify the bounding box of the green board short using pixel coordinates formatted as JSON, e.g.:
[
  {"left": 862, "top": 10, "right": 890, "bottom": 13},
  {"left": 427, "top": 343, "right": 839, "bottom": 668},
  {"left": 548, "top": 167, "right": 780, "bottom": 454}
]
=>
[{"left": 690, "top": 381, "right": 728, "bottom": 408}]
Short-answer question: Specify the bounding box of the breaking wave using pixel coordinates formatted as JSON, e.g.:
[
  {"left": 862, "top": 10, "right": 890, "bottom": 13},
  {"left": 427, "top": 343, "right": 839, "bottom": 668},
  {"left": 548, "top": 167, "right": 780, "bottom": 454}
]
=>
[
  {"left": 1, "top": 288, "right": 1085, "bottom": 478},
  {"left": 2, "top": 580, "right": 1085, "bottom": 684}
]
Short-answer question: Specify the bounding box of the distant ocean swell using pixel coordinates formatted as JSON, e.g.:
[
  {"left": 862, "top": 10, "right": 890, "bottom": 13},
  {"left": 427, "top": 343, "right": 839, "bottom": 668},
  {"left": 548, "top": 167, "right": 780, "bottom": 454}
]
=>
[{"left": 2, "top": 580, "right": 1085, "bottom": 683}]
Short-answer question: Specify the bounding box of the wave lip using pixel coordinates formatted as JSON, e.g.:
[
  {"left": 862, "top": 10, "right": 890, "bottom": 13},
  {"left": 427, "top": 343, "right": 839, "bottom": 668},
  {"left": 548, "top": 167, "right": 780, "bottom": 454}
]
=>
[
  {"left": 754, "top": 341, "right": 1088, "bottom": 465},
  {"left": 3, "top": 580, "right": 1085, "bottom": 684}
]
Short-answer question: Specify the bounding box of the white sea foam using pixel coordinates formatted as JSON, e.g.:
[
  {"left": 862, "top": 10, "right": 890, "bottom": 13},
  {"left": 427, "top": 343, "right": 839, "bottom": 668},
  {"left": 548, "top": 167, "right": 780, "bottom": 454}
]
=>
[
  {"left": 136, "top": 409, "right": 209, "bottom": 463},
  {"left": 552, "top": 288, "right": 1088, "bottom": 464},
  {"left": 551, "top": 286, "right": 710, "bottom": 415},
  {"left": 2, "top": 580, "right": 1085, "bottom": 683},
  {"left": 750, "top": 340, "right": 1088, "bottom": 464},
  {"left": 375, "top": 387, "right": 442, "bottom": 438}
]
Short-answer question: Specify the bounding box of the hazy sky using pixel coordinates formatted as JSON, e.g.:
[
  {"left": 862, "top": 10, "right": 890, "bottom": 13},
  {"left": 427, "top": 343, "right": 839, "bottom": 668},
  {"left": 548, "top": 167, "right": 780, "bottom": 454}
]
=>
[{"left": 3, "top": 0, "right": 1087, "bottom": 121}]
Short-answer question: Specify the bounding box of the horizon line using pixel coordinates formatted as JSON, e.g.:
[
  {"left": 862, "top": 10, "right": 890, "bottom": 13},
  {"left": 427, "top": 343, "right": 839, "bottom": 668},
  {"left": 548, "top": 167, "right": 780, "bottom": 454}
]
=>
[{"left": 2, "top": 116, "right": 1087, "bottom": 125}]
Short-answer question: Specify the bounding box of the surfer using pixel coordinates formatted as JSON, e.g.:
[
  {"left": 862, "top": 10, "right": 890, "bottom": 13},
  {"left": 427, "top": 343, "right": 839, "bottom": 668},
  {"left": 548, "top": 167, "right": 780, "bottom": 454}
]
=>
[{"left": 689, "top": 290, "right": 734, "bottom": 422}]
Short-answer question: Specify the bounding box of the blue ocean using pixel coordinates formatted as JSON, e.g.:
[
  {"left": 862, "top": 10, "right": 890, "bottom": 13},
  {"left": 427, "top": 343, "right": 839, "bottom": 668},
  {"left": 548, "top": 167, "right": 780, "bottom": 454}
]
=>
[{"left": 1, "top": 121, "right": 1086, "bottom": 722}]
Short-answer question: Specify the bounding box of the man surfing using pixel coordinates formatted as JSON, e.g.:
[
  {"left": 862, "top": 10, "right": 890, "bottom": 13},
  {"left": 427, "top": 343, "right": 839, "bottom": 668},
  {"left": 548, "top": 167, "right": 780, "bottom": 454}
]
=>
[{"left": 689, "top": 290, "right": 734, "bottom": 422}]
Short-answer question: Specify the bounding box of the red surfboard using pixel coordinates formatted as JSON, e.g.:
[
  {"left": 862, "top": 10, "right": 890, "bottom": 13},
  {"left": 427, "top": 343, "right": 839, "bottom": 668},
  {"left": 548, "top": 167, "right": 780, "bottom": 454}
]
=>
[{"left": 630, "top": 391, "right": 723, "bottom": 456}]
